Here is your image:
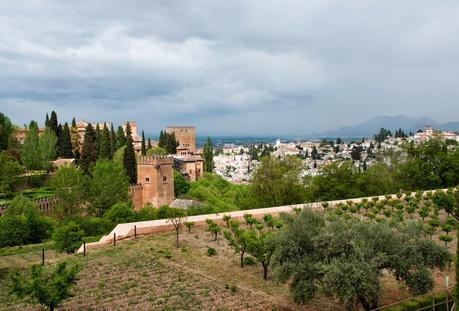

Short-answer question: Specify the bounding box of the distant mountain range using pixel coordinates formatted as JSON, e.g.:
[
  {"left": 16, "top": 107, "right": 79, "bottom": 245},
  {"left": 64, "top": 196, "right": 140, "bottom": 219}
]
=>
[{"left": 311, "top": 115, "right": 459, "bottom": 138}]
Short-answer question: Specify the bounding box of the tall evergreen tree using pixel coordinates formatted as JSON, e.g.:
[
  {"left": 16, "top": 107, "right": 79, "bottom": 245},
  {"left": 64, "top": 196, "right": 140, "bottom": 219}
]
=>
[
  {"left": 141, "top": 130, "right": 146, "bottom": 156},
  {"left": 147, "top": 137, "right": 152, "bottom": 149},
  {"left": 110, "top": 123, "right": 116, "bottom": 157},
  {"left": 45, "top": 113, "right": 50, "bottom": 128},
  {"left": 123, "top": 122, "right": 137, "bottom": 184},
  {"left": 94, "top": 124, "right": 101, "bottom": 159},
  {"left": 56, "top": 123, "right": 63, "bottom": 158},
  {"left": 49, "top": 111, "right": 58, "bottom": 136},
  {"left": 115, "top": 125, "right": 126, "bottom": 150},
  {"left": 158, "top": 130, "right": 165, "bottom": 147},
  {"left": 203, "top": 137, "right": 214, "bottom": 173},
  {"left": 70, "top": 118, "right": 80, "bottom": 159},
  {"left": 61, "top": 123, "right": 73, "bottom": 158},
  {"left": 80, "top": 123, "right": 97, "bottom": 174},
  {"left": 0, "top": 112, "right": 13, "bottom": 151},
  {"left": 99, "top": 123, "right": 111, "bottom": 159}
]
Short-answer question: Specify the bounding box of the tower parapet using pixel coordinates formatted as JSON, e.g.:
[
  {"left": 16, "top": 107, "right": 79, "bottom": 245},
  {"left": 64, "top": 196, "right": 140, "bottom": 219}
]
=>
[{"left": 138, "top": 155, "right": 173, "bottom": 166}]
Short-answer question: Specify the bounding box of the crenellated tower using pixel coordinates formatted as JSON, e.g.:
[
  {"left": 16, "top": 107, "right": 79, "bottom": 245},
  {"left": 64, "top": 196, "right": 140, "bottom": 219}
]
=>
[{"left": 137, "top": 156, "right": 174, "bottom": 207}]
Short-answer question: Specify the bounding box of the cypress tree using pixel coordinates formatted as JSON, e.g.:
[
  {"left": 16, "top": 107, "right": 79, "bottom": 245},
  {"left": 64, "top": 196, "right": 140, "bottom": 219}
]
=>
[
  {"left": 141, "top": 130, "right": 146, "bottom": 156},
  {"left": 147, "top": 137, "right": 152, "bottom": 149},
  {"left": 45, "top": 113, "right": 50, "bottom": 127},
  {"left": 94, "top": 124, "right": 101, "bottom": 159},
  {"left": 61, "top": 122, "right": 73, "bottom": 158},
  {"left": 56, "top": 123, "right": 63, "bottom": 158},
  {"left": 123, "top": 122, "right": 137, "bottom": 184},
  {"left": 99, "top": 123, "right": 111, "bottom": 159},
  {"left": 110, "top": 123, "right": 116, "bottom": 157},
  {"left": 158, "top": 130, "right": 165, "bottom": 148},
  {"left": 80, "top": 123, "right": 97, "bottom": 174},
  {"left": 70, "top": 118, "right": 80, "bottom": 159},
  {"left": 116, "top": 125, "right": 126, "bottom": 150},
  {"left": 49, "top": 111, "right": 58, "bottom": 136},
  {"left": 203, "top": 137, "right": 214, "bottom": 172}
]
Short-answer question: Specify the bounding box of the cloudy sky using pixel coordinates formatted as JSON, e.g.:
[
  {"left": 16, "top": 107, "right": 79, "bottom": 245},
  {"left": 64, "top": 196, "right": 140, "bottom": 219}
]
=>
[{"left": 1, "top": 1, "right": 459, "bottom": 136}]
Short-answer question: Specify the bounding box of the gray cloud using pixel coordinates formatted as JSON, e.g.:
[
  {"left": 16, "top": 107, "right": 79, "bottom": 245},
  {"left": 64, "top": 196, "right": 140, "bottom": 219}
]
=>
[{"left": 1, "top": 0, "right": 459, "bottom": 136}]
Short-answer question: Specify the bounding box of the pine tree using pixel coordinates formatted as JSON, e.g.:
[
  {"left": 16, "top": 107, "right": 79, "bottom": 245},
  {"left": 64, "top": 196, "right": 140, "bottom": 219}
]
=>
[
  {"left": 45, "top": 113, "right": 50, "bottom": 127},
  {"left": 110, "top": 123, "right": 116, "bottom": 157},
  {"left": 49, "top": 111, "right": 58, "bottom": 136},
  {"left": 141, "top": 130, "right": 146, "bottom": 156},
  {"left": 94, "top": 124, "right": 101, "bottom": 159},
  {"left": 61, "top": 123, "right": 73, "bottom": 158},
  {"left": 99, "top": 123, "right": 111, "bottom": 159},
  {"left": 70, "top": 118, "right": 80, "bottom": 159},
  {"left": 123, "top": 122, "right": 137, "bottom": 184},
  {"left": 203, "top": 137, "right": 214, "bottom": 172},
  {"left": 115, "top": 126, "right": 126, "bottom": 150},
  {"left": 56, "top": 123, "right": 63, "bottom": 158},
  {"left": 80, "top": 123, "right": 97, "bottom": 174}
]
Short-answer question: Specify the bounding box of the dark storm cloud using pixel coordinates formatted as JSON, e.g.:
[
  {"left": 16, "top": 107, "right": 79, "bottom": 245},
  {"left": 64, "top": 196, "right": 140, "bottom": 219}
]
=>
[{"left": 1, "top": 1, "right": 459, "bottom": 135}]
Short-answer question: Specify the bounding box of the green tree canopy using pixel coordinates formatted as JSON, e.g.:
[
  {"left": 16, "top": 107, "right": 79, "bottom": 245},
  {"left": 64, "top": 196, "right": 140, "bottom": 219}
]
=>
[
  {"left": 0, "top": 151, "right": 23, "bottom": 193},
  {"left": 0, "top": 112, "right": 13, "bottom": 151}
]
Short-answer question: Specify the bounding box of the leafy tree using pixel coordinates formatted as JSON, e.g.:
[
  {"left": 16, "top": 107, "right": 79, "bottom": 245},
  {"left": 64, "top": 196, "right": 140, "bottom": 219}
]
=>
[
  {"left": 206, "top": 220, "right": 221, "bottom": 240},
  {"left": 247, "top": 231, "right": 276, "bottom": 279},
  {"left": 88, "top": 159, "right": 129, "bottom": 216},
  {"left": 223, "top": 215, "right": 232, "bottom": 228},
  {"left": 0, "top": 195, "right": 54, "bottom": 247},
  {"left": 374, "top": 128, "right": 392, "bottom": 143},
  {"left": 271, "top": 209, "right": 450, "bottom": 310},
  {"left": 141, "top": 130, "right": 146, "bottom": 156},
  {"left": 10, "top": 262, "right": 79, "bottom": 311},
  {"left": 185, "top": 221, "right": 195, "bottom": 233},
  {"left": 203, "top": 137, "right": 214, "bottom": 172},
  {"left": 165, "top": 207, "right": 186, "bottom": 247},
  {"left": 20, "top": 121, "right": 41, "bottom": 169},
  {"left": 123, "top": 122, "right": 137, "bottom": 184},
  {"left": 80, "top": 123, "right": 97, "bottom": 174},
  {"left": 98, "top": 123, "right": 111, "bottom": 160},
  {"left": 52, "top": 222, "right": 84, "bottom": 254},
  {"left": 146, "top": 146, "right": 167, "bottom": 156},
  {"left": 174, "top": 170, "right": 190, "bottom": 196},
  {"left": 0, "top": 152, "right": 23, "bottom": 193},
  {"left": 103, "top": 202, "right": 135, "bottom": 224},
  {"left": 311, "top": 146, "right": 318, "bottom": 160},
  {"left": 38, "top": 128, "right": 58, "bottom": 169},
  {"left": 115, "top": 125, "right": 126, "bottom": 150},
  {"left": 250, "top": 156, "right": 306, "bottom": 208},
  {"left": 224, "top": 220, "right": 255, "bottom": 267},
  {"left": 48, "top": 166, "right": 87, "bottom": 217},
  {"left": 0, "top": 112, "right": 13, "bottom": 150}
]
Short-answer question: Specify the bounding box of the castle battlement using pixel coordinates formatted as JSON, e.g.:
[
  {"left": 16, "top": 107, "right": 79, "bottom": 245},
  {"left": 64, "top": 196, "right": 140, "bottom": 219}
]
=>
[
  {"left": 138, "top": 155, "right": 173, "bottom": 166},
  {"left": 166, "top": 126, "right": 195, "bottom": 129}
]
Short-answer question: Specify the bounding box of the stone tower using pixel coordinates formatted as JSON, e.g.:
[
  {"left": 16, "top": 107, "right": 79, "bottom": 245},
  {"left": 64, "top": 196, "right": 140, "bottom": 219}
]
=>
[
  {"left": 137, "top": 156, "right": 175, "bottom": 207},
  {"left": 166, "top": 126, "right": 196, "bottom": 153}
]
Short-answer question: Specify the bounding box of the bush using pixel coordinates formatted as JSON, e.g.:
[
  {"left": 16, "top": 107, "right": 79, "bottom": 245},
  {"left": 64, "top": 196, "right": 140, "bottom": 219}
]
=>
[
  {"left": 103, "top": 202, "right": 135, "bottom": 224},
  {"left": 136, "top": 205, "right": 158, "bottom": 221},
  {"left": 243, "top": 256, "right": 257, "bottom": 265},
  {"left": 207, "top": 247, "right": 217, "bottom": 256},
  {"left": 77, "top": 216, "right": 112, "bottom": 237},
  {"left": 0, "top": 195, "right": 54, "bottom": 247},
  {"left": 53, "top": 222, "right": 84, "bottom": 254},
  {"left": 405, "top": 268, "right": 434, "bottom": 296}
]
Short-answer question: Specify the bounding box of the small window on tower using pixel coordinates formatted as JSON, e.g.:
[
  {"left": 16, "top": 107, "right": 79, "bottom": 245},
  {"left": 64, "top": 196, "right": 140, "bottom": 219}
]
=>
[
  {"left": 163, "top": 176, "right": 167, "bottom": 182},
  {"left": 145, "top": 177, "right": 150, "bottom": 183}
]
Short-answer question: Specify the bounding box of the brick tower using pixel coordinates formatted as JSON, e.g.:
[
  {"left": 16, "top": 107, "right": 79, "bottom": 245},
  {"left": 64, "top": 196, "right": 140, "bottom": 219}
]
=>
[
  {"left": 137, "top": 156, "right": 174, "bottom": 207},
  {"left": 166, "top": 126, "right": 196, "bottom": 153}
]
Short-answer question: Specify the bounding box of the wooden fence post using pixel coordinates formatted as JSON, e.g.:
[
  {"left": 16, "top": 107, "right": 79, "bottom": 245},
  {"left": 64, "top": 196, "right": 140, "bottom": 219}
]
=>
[
  {"left": 42, "top": 248, "right": 45, "bottom": 266},
  {"left": 134, "top": 225, "right": 137, "bottom": 238},
  {"left": 83, "top": 241, "right": 86, "bottom": 256},
  {"left": 113, "top": 233, "right": 116, "bottom": 246}
]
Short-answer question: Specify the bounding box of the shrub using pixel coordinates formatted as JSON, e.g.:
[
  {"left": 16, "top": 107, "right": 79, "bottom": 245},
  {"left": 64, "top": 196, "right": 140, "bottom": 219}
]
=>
[
  {"left": 53, "top": 222, "right": 84, "bottom": 254},
  {"left": 136, "top": 205, "right": 158, "bottom": 221},
  {"left": 439, "top": 235, "right": 453, "bottom": 246},
  {"left": 77, "top": 217, "right": 112, "bottom": 237},
  {"left": 243, "top": 256, "right": 257, "bottom": 265},
  {"left": 103, "top": 202, "right": 135, "bottom": 224},
  {"left": 207, "top": 247, "right": 217, "bottom": 256},
  {"left": 405, "top": 268, "right": 434, "bottom": 296}
]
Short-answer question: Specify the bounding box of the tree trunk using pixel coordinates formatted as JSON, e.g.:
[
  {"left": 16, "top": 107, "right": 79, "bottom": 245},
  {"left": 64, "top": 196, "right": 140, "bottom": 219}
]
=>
[
  {"left": 49, "top": 305, "right": 54, "bottom": 311},
  {"left": 240, "top": 250, "right": 245, "bottom": 267},
  {"left": 176, "top": 228, "right": 179, "bottom": 248},
  {"left": 455, "top": 225, "right": 459, "bottom": 307},
  {"left": 263, "top": 264, "right": 268, "bottom": 280}
]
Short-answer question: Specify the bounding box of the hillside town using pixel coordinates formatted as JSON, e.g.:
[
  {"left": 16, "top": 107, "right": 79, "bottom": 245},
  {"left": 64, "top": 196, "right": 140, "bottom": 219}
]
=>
[{"left": 213, "top": 126, "right": 459, "bottom": 183}]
